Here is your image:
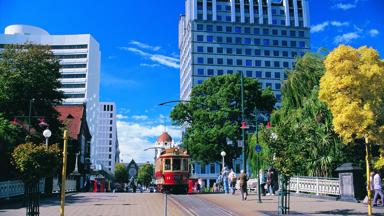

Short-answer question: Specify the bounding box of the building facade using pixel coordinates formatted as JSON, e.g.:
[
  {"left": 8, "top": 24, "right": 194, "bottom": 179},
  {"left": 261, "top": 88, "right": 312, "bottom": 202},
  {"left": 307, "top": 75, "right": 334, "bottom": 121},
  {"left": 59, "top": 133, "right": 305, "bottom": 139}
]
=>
[
  {"left": 0, "top": 24, "right": 101, "bottom": 164},
  {"left": 95, "top": 102, "right": 119, "bottom": 173},
  {"left": 178, "top": 0, "right": 310, "bottom": 186},
  {"left": 179, "top": 0, "right": 310, "bottom": 105}
]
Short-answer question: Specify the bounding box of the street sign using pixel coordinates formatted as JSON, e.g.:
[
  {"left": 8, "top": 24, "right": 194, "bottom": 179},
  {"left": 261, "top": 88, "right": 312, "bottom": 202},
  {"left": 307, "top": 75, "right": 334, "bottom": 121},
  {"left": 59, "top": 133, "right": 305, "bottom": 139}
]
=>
[{"left": 255, "top": 144, "right": 262, "bottom": 153}]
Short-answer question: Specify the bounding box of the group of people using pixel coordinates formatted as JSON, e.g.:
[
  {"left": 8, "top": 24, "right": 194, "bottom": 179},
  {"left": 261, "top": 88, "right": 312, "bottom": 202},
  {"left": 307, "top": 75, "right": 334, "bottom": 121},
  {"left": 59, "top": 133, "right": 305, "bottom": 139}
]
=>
[
  {"left": 370, "top": 171, "right": 383, "bottom": 206},
  {"left": 216, "top": 167, "right": 250, "bottom": 201},
  {"left": 259, "top": 167, "right": 279, "bottom": 196}
]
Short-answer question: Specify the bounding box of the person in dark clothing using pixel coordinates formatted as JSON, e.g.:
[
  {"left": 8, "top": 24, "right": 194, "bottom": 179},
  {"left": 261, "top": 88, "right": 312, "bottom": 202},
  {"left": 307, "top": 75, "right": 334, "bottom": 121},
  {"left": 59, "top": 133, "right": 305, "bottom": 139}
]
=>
[{"left": 238, "top": 169, "right": 248, "bottom": 200}]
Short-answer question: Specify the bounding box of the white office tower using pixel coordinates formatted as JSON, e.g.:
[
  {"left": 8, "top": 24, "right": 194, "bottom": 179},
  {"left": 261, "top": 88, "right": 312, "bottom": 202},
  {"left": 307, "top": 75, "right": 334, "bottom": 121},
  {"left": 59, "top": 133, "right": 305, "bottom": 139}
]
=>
[
  {"left": 179, "top": 0, "right": 311, "bottom": 105},
  {"left": 95, "top": 102, "right": 119, "bottom": 173},
  {"left": 0, "top": 24, "right": 101, "bottom": 164}
]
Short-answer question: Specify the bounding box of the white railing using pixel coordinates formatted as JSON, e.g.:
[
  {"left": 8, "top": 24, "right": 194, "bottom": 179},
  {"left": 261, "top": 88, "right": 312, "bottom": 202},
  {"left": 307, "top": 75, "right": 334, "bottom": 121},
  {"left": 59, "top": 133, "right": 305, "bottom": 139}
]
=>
[
  {"left": 289, "top": 176, "right": 340, "bottom": 196},
  {"left": 52, "top": 178, "right": 77, "bottom": 193},
  {"left": 0, "top": 179, "right": 45, "bottom": 199}
]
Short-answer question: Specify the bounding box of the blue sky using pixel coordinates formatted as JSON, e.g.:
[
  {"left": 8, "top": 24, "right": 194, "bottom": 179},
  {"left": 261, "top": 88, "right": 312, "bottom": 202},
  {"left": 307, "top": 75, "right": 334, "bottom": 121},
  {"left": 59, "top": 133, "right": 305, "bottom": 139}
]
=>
[{"left": 0, "top": 0, "right": 383, "bottom": 163}]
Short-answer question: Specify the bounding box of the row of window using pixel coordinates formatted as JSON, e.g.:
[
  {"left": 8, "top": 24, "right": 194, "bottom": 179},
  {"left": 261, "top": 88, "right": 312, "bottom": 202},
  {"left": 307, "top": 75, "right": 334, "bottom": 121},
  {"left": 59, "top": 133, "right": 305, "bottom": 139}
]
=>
[
  {"left": 196, "top": 68, "right": 287, "bottom": 80},
  {"left": 64, "top": 93, "right": 85, "bottom": 99},
  {"left": 55, "top": 54, "right": 87, "bottom": 59},
  {"left": 51, "top": 44, "right": 88, "bottom": 49},
  {"left": 196, "top": 34, "right": 307, "bottom": 48},
  {"left": 61, "top": 83, "right": 86, "bottom": 88},
  {"left": 61, "top": 73, "right": 86, "bottom": 79},
  {"left": 196, "top": 24, "right": 306, "bottom": 37},
  {"left": 196, "top": 46, "right": 304, "bottom": 58},
  {"left": 196, "top": 57, "right": 292, "bottom": 68},
  {"left": 103, "top": 104, "right": 114, "bottom": 112},
  {"left": 164, "top": 158, "right": 188, "bottom": 171},
  {"left": 61, "top": 64, "right": 87, "bottom": 69}
]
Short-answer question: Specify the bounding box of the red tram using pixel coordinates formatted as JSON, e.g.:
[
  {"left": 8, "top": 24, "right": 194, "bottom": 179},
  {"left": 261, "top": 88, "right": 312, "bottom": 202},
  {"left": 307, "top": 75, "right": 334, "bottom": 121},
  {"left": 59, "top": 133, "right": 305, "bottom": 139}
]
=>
[{"left": 155, "top": 147, "right": 189, "bottom": 193}]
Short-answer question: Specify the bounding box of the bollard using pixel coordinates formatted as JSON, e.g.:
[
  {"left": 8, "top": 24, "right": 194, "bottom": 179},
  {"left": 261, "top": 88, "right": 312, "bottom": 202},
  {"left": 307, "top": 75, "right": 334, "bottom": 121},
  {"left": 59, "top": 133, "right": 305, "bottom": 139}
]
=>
[{"left": 60, "top": 130, "right": 69, "bottom": 216}]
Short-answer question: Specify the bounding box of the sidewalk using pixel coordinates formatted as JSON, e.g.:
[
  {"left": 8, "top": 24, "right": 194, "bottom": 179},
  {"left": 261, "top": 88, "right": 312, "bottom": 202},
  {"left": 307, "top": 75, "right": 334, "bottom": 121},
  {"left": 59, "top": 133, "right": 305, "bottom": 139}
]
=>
[{"left": 196, "top": 192, "right": 384, "bottom": 216}]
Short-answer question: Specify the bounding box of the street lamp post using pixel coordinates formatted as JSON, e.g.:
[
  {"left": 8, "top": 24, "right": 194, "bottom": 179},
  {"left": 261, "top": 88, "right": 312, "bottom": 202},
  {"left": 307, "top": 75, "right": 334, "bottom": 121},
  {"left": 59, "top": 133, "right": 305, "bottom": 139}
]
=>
[
  {"left": 43, "top": 128, "right": 52, "bottom": 150},
  {"left": 240, "top": 71, "right": 246, "bottom": 173},
  {"left": 220, "top": 151, "right": 226, "bottom": 171}
]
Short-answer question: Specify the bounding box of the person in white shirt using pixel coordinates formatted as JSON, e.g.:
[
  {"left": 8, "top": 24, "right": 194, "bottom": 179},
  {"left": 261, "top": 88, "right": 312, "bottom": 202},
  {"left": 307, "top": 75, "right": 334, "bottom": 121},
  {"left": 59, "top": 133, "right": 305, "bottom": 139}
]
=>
[{"left": 373, "top": 172, "right": 384, "bottom": 206}]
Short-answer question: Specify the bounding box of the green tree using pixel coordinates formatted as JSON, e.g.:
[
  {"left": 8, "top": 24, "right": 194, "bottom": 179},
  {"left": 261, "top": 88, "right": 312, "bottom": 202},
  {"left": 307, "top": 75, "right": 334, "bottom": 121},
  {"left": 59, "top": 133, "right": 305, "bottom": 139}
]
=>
[
  {"left": 114, "top": 163, "right": 128, "bottom": 183},
  {"left": 319, "top": 45, "right": 384, "bottom": 215},
  {"left": 171, "top": 74, "right": 275, "bottom": 166},
  {"left": 0, "top": 43, "right": 64, "bottom": 143},
  {"left": 137, "top": 163, "right": 154, "bottom": 188}
]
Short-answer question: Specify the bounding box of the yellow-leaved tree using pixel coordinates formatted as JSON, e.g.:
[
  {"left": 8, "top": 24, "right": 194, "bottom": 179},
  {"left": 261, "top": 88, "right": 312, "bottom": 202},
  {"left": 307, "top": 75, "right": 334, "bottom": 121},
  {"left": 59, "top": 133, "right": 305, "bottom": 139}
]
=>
[{"left": 319, "top": 45, "right": 384, "bottom": 215}]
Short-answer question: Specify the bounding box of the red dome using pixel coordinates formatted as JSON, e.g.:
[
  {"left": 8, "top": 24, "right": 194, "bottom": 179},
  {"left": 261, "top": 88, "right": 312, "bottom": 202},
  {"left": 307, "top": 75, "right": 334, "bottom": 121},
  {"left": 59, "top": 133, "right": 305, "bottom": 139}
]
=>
[{"left": 157, "top": 132, "right": 172, "bottom": 142}]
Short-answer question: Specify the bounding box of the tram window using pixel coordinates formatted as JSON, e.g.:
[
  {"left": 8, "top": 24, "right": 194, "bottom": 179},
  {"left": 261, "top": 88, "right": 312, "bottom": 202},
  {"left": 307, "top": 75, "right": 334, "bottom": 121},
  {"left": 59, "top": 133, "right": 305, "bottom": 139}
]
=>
[
  {"left": 173, "top": 159, "right": 181, "bottom": 171},
  {"left": 182, "top": 159, "right": 188, "bottom": 171},
  {"left": 164, "top": 159, "right": 171, "bottom": 170}
]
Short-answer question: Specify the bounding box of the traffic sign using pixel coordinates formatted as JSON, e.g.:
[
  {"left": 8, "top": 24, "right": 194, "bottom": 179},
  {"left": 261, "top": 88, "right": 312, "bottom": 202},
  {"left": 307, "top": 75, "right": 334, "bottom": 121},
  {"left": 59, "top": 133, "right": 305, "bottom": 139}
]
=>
[{"left": 255, "top": 144, "right": 262, "bottom": 153}]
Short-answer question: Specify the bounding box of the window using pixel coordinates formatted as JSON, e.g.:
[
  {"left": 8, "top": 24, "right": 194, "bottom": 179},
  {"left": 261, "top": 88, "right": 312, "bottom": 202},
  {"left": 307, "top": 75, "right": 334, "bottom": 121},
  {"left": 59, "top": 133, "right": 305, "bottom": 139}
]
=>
[
  {"left": 197, "top": 57, "right": 204, "bottom": 64},
  {"left": 217, "top": 58, "right": 223, "bottom": 64},
  {"left": 207, "top": 69, "right": 214, "bottom": 75},
  {"left": 61, "top": 73, "right": 86, "bottom": 79},
  {"left": 236, "top": 59, "right": 243, "bottom": 66},
  {"left": 226, "top": 48, "right": 233, "bottom": 54},
  {"left": 272, "top": 19, "right": 278, "bottom": 25},
  {"left": 254, "top": 28, "right": 260, "bottom": 35},
  {"left": 216, "top": 25, "right": 223, "bottom": 31},
  {"left": 226, "top": 37, "right": 232, "bottom": 43},
  {"left": 244, "top": 38, "right": 251, "bottom": 44},
  {"left": 274, "top": 61, "right": 280, "bottom": 68},
  {"left": 207, "top": 58, "right": 213, "bottom": 64},
  {"left": 197, "top": 35, "right": 204, "bottom": 42},
  {"left": 291, "top": 41, "right": 297, "bottom": 47},
  {"left": 246, "top": 60, "right": 252, "bottom": 66},
  {"left": 164, "top": 159, "right": 171, "bottom": 170},
  {"left": 207, "top": 47, "right": 213, "bottom": 53},
  {"left": 61, "top": 84, "right": 86, "bottom": 88},
  {"left": 255, "top": 60, "right": 261, "bottom": 66},
  {"left": 109, "top": 147, "right": 112, "bottom": 152},
  {"left": 197, "top": 80, "right": 203, "bottom": 84},
  {"left": 265, "top": 71, "right": 271, "bottom": 78},
  {"left": 291, "top": 51, "right": 298, "bottom": 57},
  {"left": 245, "top": 49, "right": 252, "bottom": 55},
  {"left": 172, "top": 159, "right": 181, "bottom": 170},
  {"left": 217, "top": 47, "right": 223, "bottom": 53},
  {"left": 197, "top": 46, "right": 204, "bottom": 52},
  {"left": 264, "top": 50, "right": 270, "bottom": 56},
  {"left": 207, "top": 25, "right": 213, "bottom": 32},
  {"left": 109, "top": 154, "right": 112, "bottom": 159},
  {"left": 272, "top": 29, "right": 278, "bottom": 35},
  {"left": 280, "top": 20, "right": 286, "bottom": 25},
  {"left": 272, "top": 9, "right": 277, "bottom": 15},
  {"left": 207, "top": 36, "right": 214, "bottom": 42},
  {"left": 290, "top": 30, "right": 296, "bottom": 37},
  {"left": 235, "top": 26, "right": 242, "bottom": 33},
  {"left": 217, "top": 70, "right": 224, "bottom": 75},
  {"left": 255, "top": 49, "right": 261, "bottom": 56},
  {"left": 263, "top": 39, "right": 270, "bottom": 46},
  {"left": 276, "top": 94, "right": 281, "bottom": 101},
  {"left": 282, "top": 40, "right": 287, "bottom": 47},
  {"left": 254, "top": 39, "right": 260, "bottom": 45},
  {"left": 226, "top": 16, "right": 231, "bottom": 21},
  {"left": 244, "top": 27, "right": 250, "bottom": 34},
  {"left": 246, "top": 71, "right": 253, "bottom": 77},
  {"left": 236, "top": 48, "right": 242, "bottom": 55},
  {"left": 265, "top": 61, "right": 271, "bottom": 67},
  {"left": 200, "top": 164, "right": 206, "bottom": 174},
  {"left": 197, "top": 24, "right": 204, "bottom": 31},
  {"left": 283, "top": 62, "right": 289, "bottom": 68},
  {"left": 227, "top": 70, "right": 233, "bottom": 74},
  {"left": 256, "top": 71, "right": 262, "bottom": 78},
  {"left": 197, "top": 68, "right": 204, "bottom": 75},
  {"left": 235, "top": 37, "right": 242, "bottom": 44},
  {"left": 217, "top": 5, "right": 222, "bottom": 11},
  {"left": 217, "top": 36, "right": 223, "bottom": 43},
  {"left": 273, "top": 40, "right": 279, "bottom": 46},
  {"left": 226, "top": 26, "right": 232, "bottom": 32},
  {"left": 281, "top": 30, "right": 287, "bottom": 36},
  {"left": 274, "top": 72, "right": 281, "bottom": 79},
  {"left": 266, "top": 83, "right": 272, "bottom": 88},
  {"left": 263, "top": 28, "right": 269, "bottom": 35},
  {"left": 210, "top": 164, "right": 215, "bottom": 173},
  {"left": 299, "top": 41, "right": 306, "bottom": 48},
  {"left": 61, "top": 64, "right": 86, "bottom": 69},
  {"left": 282, "top": 51, "right": 288, "bottom": 57},
  {"left": 273, "top": 50, "right": 279, "bottom": 56},
  {"left": 275, "top": 83, "right": 281, "bottom": 89},
  {"left": 227, "top": 59, "right": 233, "bottom": 65}
]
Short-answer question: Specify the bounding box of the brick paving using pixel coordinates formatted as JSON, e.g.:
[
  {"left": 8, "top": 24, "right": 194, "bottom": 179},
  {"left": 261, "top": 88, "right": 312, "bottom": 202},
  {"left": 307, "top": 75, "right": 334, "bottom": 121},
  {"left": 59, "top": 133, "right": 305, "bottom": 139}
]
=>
[
  {"left": 195, "top": 192, "right": 384, "bottom": 216},
  {"left": 0, "top": 192, "right": 187, "bottom": 216}
]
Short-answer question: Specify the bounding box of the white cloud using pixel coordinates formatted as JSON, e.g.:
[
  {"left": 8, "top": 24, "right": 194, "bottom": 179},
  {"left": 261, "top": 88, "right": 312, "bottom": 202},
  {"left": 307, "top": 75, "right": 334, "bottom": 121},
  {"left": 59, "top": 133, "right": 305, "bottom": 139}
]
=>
[
  {"left": 334, "top": 32, "right": 360, "bottom": 44},
  {"left": 101, "top": 73, "right": 139, "bottom": 87},
  {"left": 117, "top": 120, "right": 182, "bottom": 163},
  {"left": 132, "top": 115, "right": 149, "bottom": 121},
  {"left": 140, "top": 63, "right": 160, "bottom": 67},
  {"left": 130, "top": 40, "right": 161, "bottom": 51},
  {"left": 311, "top": 21, "right": 350, "bottom": 33},
  {"left": 335, "top": 3, "right": 356, "bottom": 10},
  {"left": 116, "top": 114, "right": 129, "bottom": 120},
  {"left": 368, "top": 29, "right": 379, "bottom": 37},
  {"left": 119, "top": 47, "right": 180, "bottom": 69}
]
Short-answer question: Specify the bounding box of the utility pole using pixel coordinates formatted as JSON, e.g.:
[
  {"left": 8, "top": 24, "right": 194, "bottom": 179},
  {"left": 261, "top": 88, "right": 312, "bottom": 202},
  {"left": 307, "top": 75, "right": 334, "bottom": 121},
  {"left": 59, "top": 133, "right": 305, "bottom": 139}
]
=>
[{"left": 240, "top": 71, "right": 246, "bottom": 172}]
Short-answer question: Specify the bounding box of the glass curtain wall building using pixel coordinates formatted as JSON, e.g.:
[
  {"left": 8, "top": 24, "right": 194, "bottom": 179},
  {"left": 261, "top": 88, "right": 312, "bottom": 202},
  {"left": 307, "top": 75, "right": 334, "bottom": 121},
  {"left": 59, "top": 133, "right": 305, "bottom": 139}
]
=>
[{"left": 178, "top": 0, "right": 310, "bottom": 187}]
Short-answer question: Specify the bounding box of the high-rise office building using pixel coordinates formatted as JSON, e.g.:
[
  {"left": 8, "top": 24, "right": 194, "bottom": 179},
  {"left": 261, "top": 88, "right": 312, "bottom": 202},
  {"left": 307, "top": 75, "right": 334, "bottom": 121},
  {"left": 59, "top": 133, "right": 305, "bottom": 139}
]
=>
[
  {"left": 179, "top": 0, "right": 310, "bottom": 105},
  {"left": 0, "top": 24, "right": 100, "bottom": 165},
  {"left": 96, "top": 102, "right": 119, "bottom": 173},
  {"left": 178, "top": 0, "right": 310, "bottom": 187}
]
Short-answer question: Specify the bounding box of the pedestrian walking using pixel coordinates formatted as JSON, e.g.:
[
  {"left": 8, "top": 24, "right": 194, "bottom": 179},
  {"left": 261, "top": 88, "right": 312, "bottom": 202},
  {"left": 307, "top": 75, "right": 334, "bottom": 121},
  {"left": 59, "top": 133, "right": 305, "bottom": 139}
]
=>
[
  {"left": 238, "top": 169, "right": 249, "bottom": 201},
  {"left": 259, "top": 169, "right": 266, "bottom": 196},
  {"left": 373, "top": 171, "right": 384, "bottom": 207},
  {"left": 222, "top": 167, "right": 230, "bottom": 194},
  {"left": 228, "top": 169, "right": 237, "bottom": 195}
]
